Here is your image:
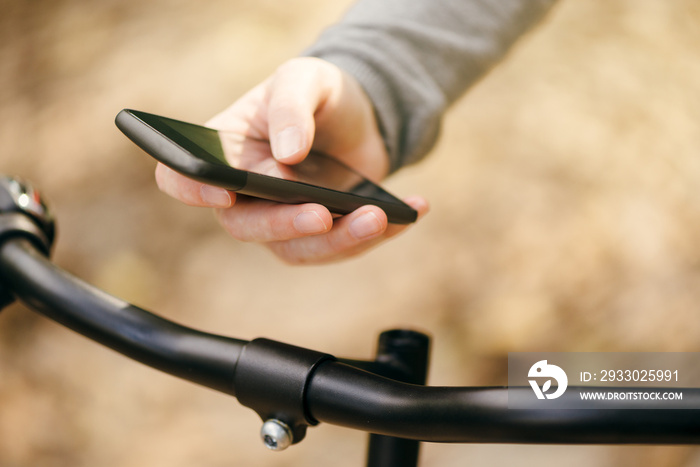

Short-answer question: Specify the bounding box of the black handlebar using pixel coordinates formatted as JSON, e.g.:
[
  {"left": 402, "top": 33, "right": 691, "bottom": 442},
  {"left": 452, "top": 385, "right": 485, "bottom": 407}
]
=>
[
  {"left": 307, "top": 361, "right": 700, "bottom": 444},
  {"left": 3, "top": 236, "right": 700, "bottom": 447},
  {"left": 0, "top": 238, "right": 246, "bottom": 396},
  {"left": 1, "top": 175, "right": 700, "bottom": 462}
]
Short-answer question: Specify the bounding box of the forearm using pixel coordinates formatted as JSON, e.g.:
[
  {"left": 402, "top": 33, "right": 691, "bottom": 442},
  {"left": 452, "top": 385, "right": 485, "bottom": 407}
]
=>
[{"left": 304, "top": 0, "right": 557, "bottom": 171}]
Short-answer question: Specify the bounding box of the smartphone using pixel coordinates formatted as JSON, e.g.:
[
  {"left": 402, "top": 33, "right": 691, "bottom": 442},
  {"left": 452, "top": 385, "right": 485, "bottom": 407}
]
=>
[{"left": 115, "top": 109, "right": 417, "bottom": 224}]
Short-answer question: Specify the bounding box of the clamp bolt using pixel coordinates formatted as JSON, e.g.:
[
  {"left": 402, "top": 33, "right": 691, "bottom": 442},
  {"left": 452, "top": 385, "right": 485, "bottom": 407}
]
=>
[{"left": 260, "top": 419, "right": 293, "bottom": 451}]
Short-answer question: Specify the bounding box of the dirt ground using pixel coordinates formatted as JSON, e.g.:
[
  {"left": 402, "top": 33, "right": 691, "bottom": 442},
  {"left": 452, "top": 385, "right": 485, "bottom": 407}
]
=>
[{"left": 1, "top": 1, "right": 700, "bottom": 466}]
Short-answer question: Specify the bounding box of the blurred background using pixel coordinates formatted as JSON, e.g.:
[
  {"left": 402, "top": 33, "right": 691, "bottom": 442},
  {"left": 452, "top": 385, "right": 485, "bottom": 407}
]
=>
[{"left": 1, "top": 0, "right": 700, "bottom": 466}]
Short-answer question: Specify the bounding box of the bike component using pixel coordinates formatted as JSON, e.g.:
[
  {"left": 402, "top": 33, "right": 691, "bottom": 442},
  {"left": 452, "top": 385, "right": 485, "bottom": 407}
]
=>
[
  {"left": 2, "top": 200, "right": 700, "bottom": 458},
  {"left": 0, "top": 237, "right": 246, "bottom": 394},
  {"left": 261, "top": 419, "right": 294, "bottom": 451},
  {"left": 0, "top": 176, "right": 55, "bottom": 310},
  {"left": 366, "top": 330, "right": 430, "bottom": 467},
  {"left": 233, "top": 338, "right": 334, "bottom": 446},
  {"left": 307, "top": 360, "right": 700, "bottom": 444}
]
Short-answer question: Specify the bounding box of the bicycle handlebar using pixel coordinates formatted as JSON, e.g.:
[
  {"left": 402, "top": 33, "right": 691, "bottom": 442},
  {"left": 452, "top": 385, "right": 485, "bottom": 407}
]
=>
[
  {"left": 0, "top": 238, "right": 246, "bottom": 395},
  {"left": 307, "top": 361, "right": 700, "bottom": 444},
  {"left": 3, "top": 236, "right": 700, "bottom": 446},
  {"left": 1, "top": 174, "right": 700, "bottom": 452}
]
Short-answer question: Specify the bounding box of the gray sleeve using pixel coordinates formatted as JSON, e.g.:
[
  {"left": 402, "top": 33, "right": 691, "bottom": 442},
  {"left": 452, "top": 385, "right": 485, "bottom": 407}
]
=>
[{"left": 304, "top": 0, "right": 557, "bottom": 171}]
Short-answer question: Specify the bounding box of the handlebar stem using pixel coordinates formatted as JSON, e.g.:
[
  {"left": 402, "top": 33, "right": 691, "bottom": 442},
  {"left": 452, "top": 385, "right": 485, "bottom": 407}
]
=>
[{"left": 365, "top": 330, "right": 430, "bottom": 467}]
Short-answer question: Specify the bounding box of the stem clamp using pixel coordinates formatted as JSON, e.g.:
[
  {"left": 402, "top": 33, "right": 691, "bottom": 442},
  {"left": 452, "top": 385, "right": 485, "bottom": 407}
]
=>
[{"left": 233, "top": 338, "right": 335, "bottom": 448}]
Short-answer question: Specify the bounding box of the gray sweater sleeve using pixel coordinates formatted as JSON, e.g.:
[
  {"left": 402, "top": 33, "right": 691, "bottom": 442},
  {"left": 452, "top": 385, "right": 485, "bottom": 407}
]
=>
[{"left": 304, "top": 0, "right": 557, "bottom": 171}]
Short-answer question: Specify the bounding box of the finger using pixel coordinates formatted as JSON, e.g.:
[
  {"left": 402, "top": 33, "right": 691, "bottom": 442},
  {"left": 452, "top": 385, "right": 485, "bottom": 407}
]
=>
[
  {"left": 266, "top": 58, "right": 336, "bottom": 164},
  {"left": 155, "top": 163, "right": 234, "bottom": 208},
  {"left": 268, "top": 196, "right": 430, "bottom": 265},
  {"left": 266, "top": 205, "right": 389, "bottom": 264},
  {"left": 215, "top": 199, "right": 333, "bottom": 242}
]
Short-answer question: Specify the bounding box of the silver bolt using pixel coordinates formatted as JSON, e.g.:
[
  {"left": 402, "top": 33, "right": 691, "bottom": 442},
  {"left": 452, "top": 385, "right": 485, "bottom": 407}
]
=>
[{"left": 260, "top": 419, "right": 293, "bottom": 451}]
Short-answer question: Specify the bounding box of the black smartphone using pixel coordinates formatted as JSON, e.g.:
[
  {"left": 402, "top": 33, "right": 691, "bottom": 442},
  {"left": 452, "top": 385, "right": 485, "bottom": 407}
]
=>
[{"left": 115, "top": 109, "right": 417, "bottom": 224}]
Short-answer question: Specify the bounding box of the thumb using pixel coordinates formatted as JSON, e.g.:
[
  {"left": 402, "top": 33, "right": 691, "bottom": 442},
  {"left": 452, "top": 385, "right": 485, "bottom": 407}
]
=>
[{"left": 267, "top": 58, "right": 332, "bottom": 164}]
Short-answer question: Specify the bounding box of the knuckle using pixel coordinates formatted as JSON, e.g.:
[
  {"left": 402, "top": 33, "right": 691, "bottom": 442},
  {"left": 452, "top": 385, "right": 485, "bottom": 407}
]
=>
[
  {"left": 215, "top": 208, "right": 253, "bottom": 242},
  {"left": 215, "top": 204, "right": 299, "bottom": 243}
]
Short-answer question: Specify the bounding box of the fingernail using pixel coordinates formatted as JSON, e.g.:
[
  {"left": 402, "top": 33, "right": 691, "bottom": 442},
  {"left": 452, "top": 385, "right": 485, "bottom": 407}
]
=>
[
  {"left": 274, "top": 126, "right": 303, "bottom": 161},
  {"left": 294, "top": 211, "right": 328, "bottom": 234},
  {"left": 349, "top": 211, "right": 383, "bottom": 240},
  {"left": 200, "top": 185, "right": 232, "bottom": 208}
]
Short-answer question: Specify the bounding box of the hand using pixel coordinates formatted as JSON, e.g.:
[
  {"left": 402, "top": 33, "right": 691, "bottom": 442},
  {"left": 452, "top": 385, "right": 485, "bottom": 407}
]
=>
[{"left": 155, "top": 57, "right": 428, "bottom": 264}]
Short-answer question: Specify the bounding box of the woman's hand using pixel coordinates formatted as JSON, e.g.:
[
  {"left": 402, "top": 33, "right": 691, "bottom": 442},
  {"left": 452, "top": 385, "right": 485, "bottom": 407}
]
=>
[{"left": 155, "top": 57, "right": 428, "bottom": 264}]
